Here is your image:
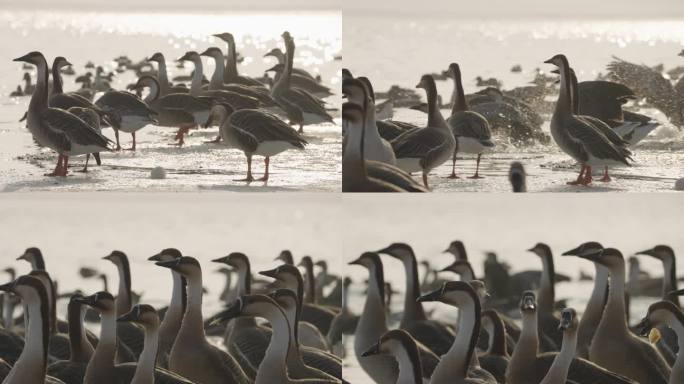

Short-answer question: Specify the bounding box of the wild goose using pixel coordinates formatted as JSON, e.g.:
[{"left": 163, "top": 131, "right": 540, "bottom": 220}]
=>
[
  {"left": 266, "top": 63, "right": 333, "bottom": 99},
  {"left": 66, "top": 107, "right": 102, "bottom": 172},
  {"left": 102, "top": 251, "right": 145, "bottom": 359},
  {"left": 568, "top": 248, "right": 671, "bottom": 384},
  {"left": 94, "top": 86, "right": 157, "bottom": 151},
  {"left": 270, "top": 32, "right": 333, "bottom": 133},
  {"left": 147, "top": 248, "right": 186, "bottom": 367},
  {"left": 216, "top": 267, "right": 234, "bottom": 304},
  {"left": 259, "top": 264, "right": 335, "bottom": 335},
  {"left": 347, "top": 252, "right": 438, "bottom": 383},
  {"left": 416, "top": 281, "right": 497, "bottom": 384},
  {"left": 264, "top": 48, "right": 316, "bottom": 80},
  {"left": 445, "top": 63, "right": 494, "bottom": 179},
  {"left": 440, "top": 259, "right": 476, "bottom": 281},
  {"left": 506, "top": 291, "right": 635, "bottom": 384},
  {"left": 147, "top": 53, "right": 188, "bottom": 95},
  {"left": 129, "top": 75, "right": 210, "bottom": 146},
  {"left": 479, "top": 309, "right": 510, "bottom": 383},
  {"left": 327, "top": 278, "right": 358, "bottom": 358},
  {"left": 342, "top": 77, "right": 396, "bottom": 165},
  {"left": 637, "top": 299, "right": 684, "bottom": 384},
  {"left": 13, "top": 51, "right": 113, "bottom": 177},
  {"left": 637, "top": 245, "right": 680, "bottom": 305},
  {"left": 75, "top": 292, "right": 193, "bottom": 384},
  {"left": 545, "top": 54, "right": 631, "bottom": 185},
  {"left": 209, "top": 253, "right": 271, "bottom": 381},
  {"left": 46, "top": 294, "right": 93, "bottom": 384},
  {"left": 267, "top": 289, "right": 341, "bottom": 380},
  {"left": 22, "top": 72, "right": 36, "bottom": 94},
  {"left": 527, "top": 243, "right": 563, "bottom": 350},
  {"left": 10, "top": 85, "right": 23, "bottom": 97},
  {"left": 155, "top": 256, "right": 250, "bottom": 383},
  {"left": 509, "top": 162, "right": 526, "bottom": 192},
  {"left": 360, "top": 329, "right": 423, "bottom": 384},
  {"left": 0, "top": 275, "right": 65, "bottom": 384},
  {"left": 313, "top": 261, "right": 340, "bottom": 308},
  {"left": 561, "top": 241, "right": 608, "bottom": 359},
  {"left": 48, "top": 57, "right": 107, "bottom": 118},
  {"left": 391, "top": 75, "right": 456, "bottom": 188},
  {"left": 376, "top": 243, "right": 455, "bottom": 356},
  {"left": 204, "top": 103, "right": 307, "bottom": 182},
  {"left": 211, "top": 294, "right": 338, "bottom": 384},
  {"left": 539, "top": 308, "right": 579, "bottom": 384},
  {"left": 212, "top": 32, "right": 265, "bottom": 87}
]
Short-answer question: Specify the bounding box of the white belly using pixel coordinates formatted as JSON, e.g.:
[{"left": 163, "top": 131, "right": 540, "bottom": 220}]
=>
[
  {"left": 254, "top": 140, "right": 297, "bottom": 157},
  {"left": 586, "top": 154, "right": 628, "bottom": 168},
  {"left": 191, "top": 110, "right": 210, "bottom": 126},
  {"left": 458, "top": 136, "right": 487, "bottom": 154},
  {"left": 118, "top": 115, "right": 152, "bottom": 132},
  {"left": 395, "top": 157, "right": 423, "bottom": 173},
  {"left": 68, "top": 142, "right": 106, "bottom": 156},
  {"left": 303, "top": 112, "right": 329, "bottom": 125}
]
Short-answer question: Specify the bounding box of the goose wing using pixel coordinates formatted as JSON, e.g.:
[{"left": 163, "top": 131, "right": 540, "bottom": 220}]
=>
[
  {"left": 231, "top": 109, "right": 307, "bottom": 148},
  {"left": 283, "top": 88, "right": 329, "bottom": 114},
  {"left": 300, "top": 346, "right": 343, "bottom": 379},
  {"left": 227, "top": 326, "right": 270, "bottom": 380},
  {"left": 366, "top": 161, "right": 428, "bottom": 192},
  {"left": 42, "top": 108, "right": 111, "bottom": 149},
  {"left": 565, "top": 118, "right": 630, "bottom": 165},
  {"left": 406, "top": 320, "right": 455, "bottom": 357},
  {"left": 448, "top": 111, "right": 492, "bottom": 141},
  {"left": 200, "top": 90, "right": 259, "bottom": 110},
  {"left": 157, "top": 93, "right": 211, "bottom": 113},
  {"left": 302, "top": 304, "right": 335, "bottom": 334},
  {"left": 208, "top": 345, "right": 251, "bottom": 384},
  {"left": 95, "top": 91, "right": 156, "bottom": 117},
  {"left": 391, "top": 127, "right": 447, "bottom": 160},
  {"left": 222, "top": 84, "right": 278, "bottom": 106},
  {"left": 631, "top": 339, "right": 672, "bottom": 383},
  {"left": 50, "top": 93, "right": 99, "bottom": 112}
]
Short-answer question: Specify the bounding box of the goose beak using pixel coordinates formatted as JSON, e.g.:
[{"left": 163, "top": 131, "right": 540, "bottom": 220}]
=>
[
  {"left": 438, "top": 265, "right": 453, "bottom": 273},
  {"left": 0, "top": 281, "right": 15, "bottom": 293},
  {"left": 561, "top": 246, "right": 582, "bottom": 256},
  {"left": 155, "top": 259, "right": 181, "bottom": 271},
  {"left": 199, "top": 49, "right": 211, "bottom": 57},
  {"left": 210, "top": 299, "right": 244, "bottom": 326},
  {"left": 347, "top": 257, "right": 362, "bottom": 266},
  {"left": 417, "top": 288, "right": 442, "bottom": 303},
  {"left": 211, "top": 256, "right": 229, "bottom": 264},
  {"left": 73, "top": 294, "right": 97, "bottom": 307},
  {"left": 375, "top": 246, "right": 394, "bottom": 257},
  {"left": 361, "top": 342, "right": 380, "bottom": 357},
  {"left": 636, "top": 248, "right": 656, "bottom": 257},
  {"left": 147, "top": 254, "right": 162, "bottom": 262},
  {"left": 16, "top": 253, "right": 27, "bottom": 261},
  {"left": 521, "top": 295, "right": 536, "bottom": 311},
  {"left": 259, "top": 268, "right": 278, "bottom": 279},
  {"left": 264, "top": 65, "right": 279, "bottom": 73},
  {"left": 102, "top": 253, "right": 114, "bottom": 261},
  {"left": 13, "top": 53, "right": 33, "bottom": 63},
  {"left": 635, "top": 317, "right": 653, "bottom": 337},
  {"left": 543, "top": 57, "right": 555, "bottom": 65}
]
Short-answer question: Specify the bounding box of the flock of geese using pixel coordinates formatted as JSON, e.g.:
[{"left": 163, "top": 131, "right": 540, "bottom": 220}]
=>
[
  {"left": 0, "top": 248, "right": 346, "bottom": 383},
  {"left": 340, "top": 49, "right": 682, "bottom": 191},
  {"left": 12, "top": 30, "right": 334, "bottom": 181},
  {"left": 345, "top": 241, "right": 683, "bottom": 383}
]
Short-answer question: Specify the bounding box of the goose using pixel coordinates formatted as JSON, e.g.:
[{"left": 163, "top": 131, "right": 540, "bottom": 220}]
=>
[
  {"left": 509, "top": 162, "right": 526, "bottom": 192},
  {"left": 313, "top": 261, "right": 339, "bottom": 307},
  {"left": 13, "top": 51, "right": 113, "bottom": 176},
  {"left": 209, "top": 252, "right": 271, "bottom": 380},
  {"left": 102, "top": 251, "right": 145, "bottom": 359},
  {"left": 48, "top": 57, "right": 107, "bottom": 119},
  {"left": 391, "top": 75, "right": 456, "bottom": 188},
  {"left": 93, "top": 67, "right": 112, "bottom": 92},
  {"left": 539, "top": 308, "right": 579, "bottom": 384},
  {"left": 264, "top": 48, "right": 316, "bottom": 80},
  {"left": 66, "top": 107, "right": 102, "bottom": 172},
  {"left": 479, "top": 309, "right": 510, "bottom": 383},
  {"left": 545, "top": 54, "right": 631, "bottom": 185},
  {"left": 416, "top": 281, "right": 496, "bottom": 384},
  {"left": 216, "top": 267, "right": 234, "bottom": 304},
  {"left": 212, "top": 32, "right": 266, "bottom": 87},
  {"left": 445, "top": 63, "right": 494, "bottom": 179},
  {"left": 204, "top": 103, "right": 307, "bottom": 182},
  {"left": 527, "top": 243, "right": 563, "bottom": 350},
  {"left": 327, "top": 278, "right": 358, "bottom": 358},
  {"left": 258, "top": 264, "right": 335, "bottom": 335},
  {"left": 266, "top": 64, "right": 333, "bottom": 99},
  {"left": 561, "top": 241, "right": 608, "bottom": 359},
  {"left": 0, "top": 275, "right": 65, "bottom": 384},
  {"left": 360, "top": 329, "right": 424, "bottom": 384},
  {"left": 440, "top": 260, "right": 476, "bottom": 281},
  {"left": 506, "top": 291, "right": 636, "bottom": 384},
  {"left": 567, "top": 248, "right": 671, "bottom": 383},
  {"left": 129, "top": 75, "right": 211, "bottom": 146},
  {"left": 636, "top": 299, "right": 684, "bottom": 384},
  {"left": 270, "top": 32, "right": 333, "bottom": 133},
  {"left": 147, "top": 249, "right": 185, "bottom": 367},
  {"left": 10, "top": 86, "right": 23, "bottom": 97},
  {"left": 211, "top": 294, "right": 338, "bottom": 384},
  {"left": 23, "top": 72, "right": 36, "bottom": 94},
  {"left": 116, "top": 304, "right": 169, "bottom": 384},
  {"left": 94, "top": 86, "right": 157, "bottom": 151},
  {"left": 75, "top": 292, "right": 194, "bottom": 384},
  {"left": 297, "top": 256, "right": 319, "bottom": 305},
  {"left": 341, "top": 77, "right": 396, "bottom": 165},
  {"left": 347, "top": 252, "right": 438, "bottom": 383},
  {"left": 46, "top": 294, "right": 93, "bottom": 384},
  {"left": 376, "top": 243, "right": 455, "bottom": 356},
  {"left": 147, "top": 53, "right": 188, "bottom": 95},
  {"left": 155, "top": 256, "right": 250, "bottom": 383}
]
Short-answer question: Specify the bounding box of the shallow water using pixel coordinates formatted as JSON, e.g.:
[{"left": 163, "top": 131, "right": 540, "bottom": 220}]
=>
[
  {"left": 0, "top": 9, "right": 342, "bottom": 192},
  {"left": 344, "top": 16, "right": 684, "bottom": 192},
  {"left": 341, "top": 194, "right": 684, "bottom": 382}
]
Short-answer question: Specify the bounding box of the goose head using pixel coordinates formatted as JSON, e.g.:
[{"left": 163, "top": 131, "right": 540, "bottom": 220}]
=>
[
  {"left": 636, "top": 300, "right": 683, "bottom": 337},
  {"left": 415, "top": 74, "right": 434, "bottom": 91},
  {"left": 313, "top": 260, "right": 327, "bottom": 271},
  {"left": 446, "top": 63, "right": 462, "bottom": 80},
  {"left": 678, "top": 49, "right": 684, "bottom": 58},
  {"left": 376, "top": 243, "right": 414, "bottom": 262},
  {"left": 118, "top": 304, "right": 159, "bottom": 328},
  {"left": 0, "top": 275, "right": 46, "bottom": 302},
  {"left": 3, "top": 267, "right": 16, "bottom": 280},
  {"left": 263, "top": 48, "right": 284, "bottom": 59},
  {"left": 212, "top": 32, "right": 234, "bottom": 44},
  {"left": 361, "top": 329, "right": 418, "bottom": 358},
  {"left": 418, "top": 280, "right": 481, "bottom": 309},
  {"left": 296, "top": 256, "right": 313, "bottom": 269},
  {"left": 342, "top": 102, "right": 364, "bottom": 125},
  {"left": 203, "top": 103, "right": 234, "bottom": 128},
  {"left": 275, "top": 250, "right": 294, "bottom": 265},
  {"left": 264, "top": 63, "right": 285, "bottom": 74},
  {"left": 527, "top": 243, "right": 552, "bottom": 259},
  {"left": 53, "top": 56, "right": 72, "bottom": 70},
  {"left": 342, "top": 78, "right": 368, "bottom": 106},
  {"left": 561, "top": 242, "right": 604, "bottom": 258},
  {"left": 17, "top": 247, "right": 44, "bottom": 269},
  {"left": 559, "top": 308, "right": 578, "bottom": 331},
  {"left": 519, "top": 290, "right": 537, "bottom": 315},
  {"left": 543, "top": 54, "right": 569, "bottom": 69},
  {"left": 103, "top": 250, "right": 129, "bottom": 268},
  {"left": 155, "top": 256, "right": 202, "bottom": 279},
  {"left": 177, "top": 51, "right": 200, "bottom": 64},
  {"left": 259, "top": 264, "right": 301, "bottom": 292},
  {"left": 439, "top": 260, "right": 473, "bottom": 277},
  {"left": 342, "top": 68, "right": 353, "bottom": 80},
  {"left": 148, "top": 248, "right": 183, "bottom": 263},
  {"left": 75, "top": 291, "right": 115, "bottom": 314},
  {"left": 13, "top": 51, "right": 45, "bottom": 66},
  {"left": 212, "top": 252, "right": 249, "bottom": 271},
  {"left": 129, "top": 75, "right": 159, "bottom": 92},
  {"left": 443, "top": 240, "right": 467, "bottom": 260},
  {"left": 281, "top": 31, "right": 292, "bottom": 43},
  {"left": 576, "top": 247, "right": 625, "bottom": 269},
  {"left": 636, "top": 245, "right": 675, "bottom": 262},
  {"left": 199, "top": 47, "right": 223, "bottom": 60},
  {"left": 211, "top": 294, "right": 281, "bottom": 326}
]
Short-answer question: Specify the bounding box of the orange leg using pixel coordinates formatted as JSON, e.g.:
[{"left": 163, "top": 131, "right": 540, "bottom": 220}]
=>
[
  {"left": 468, "top": 154, "right": 484, "bottom": 179},
  {"left": 235, "top": 155, "right": 254, "bottom": 182},
  {"left": 256, "top": 157, "right": 270, "bottom": 182},
  {"left": 599, "top": 166, "right": 612, "bottom": 182},
  {"left": 582, "top": 165, "right": 593, "bottom": 185},
  {"left": 422, "top": 171, "right": 429, "bottom": 189},
  {"left": 567, "top": 165, "right": 586, "bottom": 185},
  {"left": 45, "top": 155, "right": 64, "bottom": 176},
  {"left": 125, "top": 132, "right": 136, "bottom": 151}
]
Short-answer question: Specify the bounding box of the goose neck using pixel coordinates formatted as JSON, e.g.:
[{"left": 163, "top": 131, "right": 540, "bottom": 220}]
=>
[
  {"left": 603, "top": 262, "right": 628, "bottom": 334},
  {"left": 30, "top": 57, "right": 49, "bottom": 111},
  {"left": 663, "top": 257, "right": 679, "bottom": 306},
  {"left": 209, "top": 53, "right": 225, "bottom": 90},
  {"left": 400, "top": 255, "right": 426, "bottom": 327},
  {"left": 115, "top": 261, "right": 132, "bottom": 316},
  {"left": 511, "top": 311, "right": 539, "bottom": 369},
  {"left": 255, "top": 305, "right": 291, "bottom": 384},
  {"left": 553, "top": 59, "right": 572, "bottom": 118},
  {"left": 541, "top": 327, "right": 577, "bottom": 384},
  {"left": 67, "top": 299, "right": 90, "bottom": 362},
  {"left": 132, "top": 325, "right": 159, "bottom": 384},
  {"left": 538, "top": 253, "right": 555, "bottom": 314},
  {"left": 393, "top": 344, "right": 422, "bottom": 384},
  {"left": 51, "top": 63, "right": 63, "bottom": 95},
  {"left": 156, "top": 59, "right": 170, "bottom": 95},
  {"left": 425, "top": 81, "right": 448, "bottom": 130},
  {"left": 450, "top": 70, "right": 468, "bottom": 115},
  {"left": 180, "top": 273, "right": 206, "bottom": 341},
  {"left": 431, "top": 299, "right": 478, "bottom": 382},
  {"left": 145, "top": 79, "right": 160, "bottom": 103},
  {"left": 92, "top": 310, "right": 117, "bottom": 372},
  {"left": 190, "top": 58, "right": 203, "bottom": 96},
  {"left": 342, "top": 118, "right": 368, "bottom": 189},
  {"left": 15, "top": 291, "right": 49, "bottom": 376},
  {"left": 159, "top": 271, "right": 184, "bottom": 341}
]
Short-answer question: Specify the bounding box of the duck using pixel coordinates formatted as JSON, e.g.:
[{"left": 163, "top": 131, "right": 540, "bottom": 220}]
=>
[
  {"left": 445, "top": 63, "right": 494, "bottom": 179},
  {"left": 13, "top": 51, "right": 114, "bottom": 177},
  {"left": 270, "top": 32, "right": 333, "bottom": 133},
  {"left": 0, "top": 275, "right": 65, "bottom": 384},
  {"left": 539, "top": 308, "right": 580, "bottom": 384},
  {"left": 376, "top": 243, "right": 455, "bottom": 356},
  {"left": 391, "top": 75, "right": 455, "bottom": 188},
  {"left": 545, "top": 54, "right": 632, "bottom": 185},
  {"left": 636, "top": 299, "right": 684, "bottom": 384},
  {"left": 416, "top": 281, "right": 497, "bottom": 384},
  {"left": 360, "top": 329, "right": 423, "bottom": 384},
  {"left": 505, "top": 291, "right": 636, "bottom": 384},
  {"left": 155, "top": 256, "right": 250, "bottom": 383},
  {"left": 205, "top": 103, "right": 307, "bottom": 182},
  {"left": 567, "top": 247, "right": 671, "bottom": 383}
]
